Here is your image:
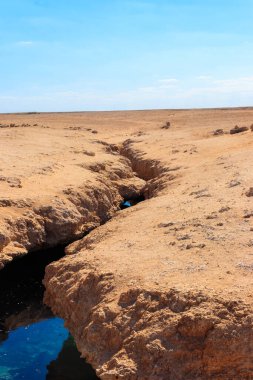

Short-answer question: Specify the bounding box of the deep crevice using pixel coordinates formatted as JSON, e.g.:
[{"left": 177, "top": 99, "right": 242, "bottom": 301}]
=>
[
  {"left": 0, "top": 245, "right": 99, "bottom": 379},
  {"left": 119, "top": 138, "right": 173, "bottom": 199},
  {"left": 120, "top": 194, "right": 145, "bottom": 209},
  {"left": 0, "top": 245, "right": 65, "bottom": 329},
  {"left": 0, "top": 188, "right": 146, "bottom": 379},
  {"left": 0, "top": 139, "right": 163, "bottom": 379}
]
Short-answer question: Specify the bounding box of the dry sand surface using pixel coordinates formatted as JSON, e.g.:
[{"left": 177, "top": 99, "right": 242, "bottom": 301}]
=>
[{"left": 1, "top": 108, "right": 253, "bottom": 379}]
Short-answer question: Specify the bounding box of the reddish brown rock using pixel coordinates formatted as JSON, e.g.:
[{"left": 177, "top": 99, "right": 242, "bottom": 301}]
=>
[
  {"left": 230, "top": 125, "right": 249, "bottom": 134},
  {"left": 246, "top": 187, "right": 253, "bottom": 197}
]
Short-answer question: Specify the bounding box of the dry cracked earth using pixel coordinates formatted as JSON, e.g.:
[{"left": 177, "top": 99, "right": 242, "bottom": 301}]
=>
[{"left": 0, "top": 108, "right": 253, "bottom": 379}]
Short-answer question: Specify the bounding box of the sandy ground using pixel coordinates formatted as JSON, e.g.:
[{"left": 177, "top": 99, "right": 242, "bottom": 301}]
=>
[{"left": 1, "top": 108, "right": 253, "bottom": 379}]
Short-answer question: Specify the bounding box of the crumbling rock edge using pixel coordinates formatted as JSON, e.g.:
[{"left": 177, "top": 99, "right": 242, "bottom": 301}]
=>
[
  {"left": 43, "top": 140, "right": 253, "bottom": 379},
  {"left": 0, "top": 147, "right": 148, "bottom": 268},
  {"left": 0, "top": 137, "right": 172, "bottom": 269},
  {"left": 120, "top": 139, "right": 177, "bottom": 198},
  {"left": 44, "top": 258, "right": 253, "bottom": 380}
]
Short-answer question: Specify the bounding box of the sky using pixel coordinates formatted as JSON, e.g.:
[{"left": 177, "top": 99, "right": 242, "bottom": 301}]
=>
[{"left": 1, "top": 0, "right": 253, "bottom": 112}]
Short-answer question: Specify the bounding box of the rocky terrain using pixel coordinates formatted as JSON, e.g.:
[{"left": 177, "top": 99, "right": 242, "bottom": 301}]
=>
[{"left": 1, "top": 108, "right": 253, "bottom": 379}]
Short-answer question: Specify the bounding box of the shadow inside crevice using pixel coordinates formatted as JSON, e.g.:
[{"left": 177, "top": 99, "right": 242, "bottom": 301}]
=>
[
  {"left": 0, "top": 246, "right": 99, "bottom": 380},
  {"left": 46, "top": 334, "right": 98, "bottom": 380},
  {"left": 120, "top": 194, "right": 145, "bottom": 209},
  {"left": 0, "top": 246, "right": 65, "bottom": 332}
]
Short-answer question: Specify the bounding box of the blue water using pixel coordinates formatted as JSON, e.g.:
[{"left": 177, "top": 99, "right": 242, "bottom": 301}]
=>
[
  {"left": 0, "top": 247, "right": 99, "bottom": 380},
  {"left": 0, "top": 318, "right": 68, "bottom": 380},
  {"left": 120, "top": 196, "right": 145, "bottom": 210},
  {"left": 122, "top": 200, "right": 131, "bottom": 208}
]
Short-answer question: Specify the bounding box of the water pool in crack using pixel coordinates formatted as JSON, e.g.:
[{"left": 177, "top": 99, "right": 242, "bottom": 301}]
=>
[
  {"left": 0, "top": 246, "right": 99, "bottom": 380},
  {"left": 120, "top": 195, "right": 145, "bottom": 209}
]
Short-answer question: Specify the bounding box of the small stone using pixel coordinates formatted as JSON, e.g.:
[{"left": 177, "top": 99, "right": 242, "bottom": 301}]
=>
[
  {"left": 158, "top": 222, "right": 174, "bottom": 228},
  {"left": 244, "top": 211, "right": 253, "bottom": 219},
  {"left": 206, "top": 214, "right": 217, "bottom": 219},
  {"left": 213, "top": 129, "right": 224, "bottom": 136},
  {"left": 230, "top": 125, "right": 249, "bottom": 134},
  {"left": 219, "top": 207, "right": 230, "bottom": 213},
  {"left": 228, "top": 180, "right": 241, "bottom": 188},
  {"left": 177, "top": 234, "right": 191, "bottom": 241},
  {"left": 161, "top": 121, "right": 170, "bottom": 129},
  {"left": 246, "top": 187, "right": 253, "bottom": 197}
]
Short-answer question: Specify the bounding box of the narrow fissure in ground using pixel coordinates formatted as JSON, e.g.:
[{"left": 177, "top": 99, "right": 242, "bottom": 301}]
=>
[
  {"left": 0, "top": 193, "right": 147, "bottom": 380},
  {"left": 120, "top": 194, "right": 145, "bottom": 209},
  {"left": 0, "top": 142, "right": 167, "bottom": 379},
  {"left": 0, "top": 244, "right": 100, "bottom": 380}
]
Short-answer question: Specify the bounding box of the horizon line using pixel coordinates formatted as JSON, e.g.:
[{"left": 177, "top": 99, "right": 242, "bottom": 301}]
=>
[{"left": 1, "top": 105, "right": 253, "bottom": 115}]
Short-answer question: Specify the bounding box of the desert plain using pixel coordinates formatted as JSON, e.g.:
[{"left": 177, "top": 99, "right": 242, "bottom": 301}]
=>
[{"left": 0, "top": 108, "right": 253, "bottom": 379}]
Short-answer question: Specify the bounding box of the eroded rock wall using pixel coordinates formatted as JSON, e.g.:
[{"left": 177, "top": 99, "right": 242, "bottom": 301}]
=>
[
  {"left": 0, "top": 139, "right": 145, "bottom": 268},
  {"left": 44, "top": 256, "right": 253, "bottom": 380}
]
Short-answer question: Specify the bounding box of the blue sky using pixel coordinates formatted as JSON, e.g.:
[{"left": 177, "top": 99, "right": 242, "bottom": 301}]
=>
[{"left": 1, "top": 0, "right": 253, "bottom": 112}]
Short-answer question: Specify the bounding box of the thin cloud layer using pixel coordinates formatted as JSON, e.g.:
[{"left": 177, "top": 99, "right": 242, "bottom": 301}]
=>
[
  {"left": 16, "top": 41, "right": 35, "bottom": 47},
  {"left": 0, "top": 1, "right": 253, "bottom": 112}
]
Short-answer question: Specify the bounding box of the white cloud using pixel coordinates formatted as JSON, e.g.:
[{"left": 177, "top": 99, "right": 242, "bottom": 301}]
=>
[
  {"left": 125, "top": 1, "right": 156, "bottom": 9},
  {"left": 112, "top": 75, "right": 253, "bottom": 108},
  {"left": 0, "top": 95, "right": 17, "bottom": 101},
  {"left": 196, "top": 75, "right": 212, "bottom": 81},
  {"left": 1, "top": 75, "right": 253, "bottom": 112},
  {"left": 136, "top": 78, "right": 179, "bottom": 93},
  {"left": 137, "top": 86, "right": 157, "bottom": 93},
  {"left": 157, "top": 78, "right": 179, "bottom": 88},
  {"left": 158, "top": 78, "right": 179, "bottom": 84},
  {"left": 16, "top": 41, "right": 35, "bottom": 47},
  {"left": 213, "top": 76, "right": 253, "bottom": 89}
]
